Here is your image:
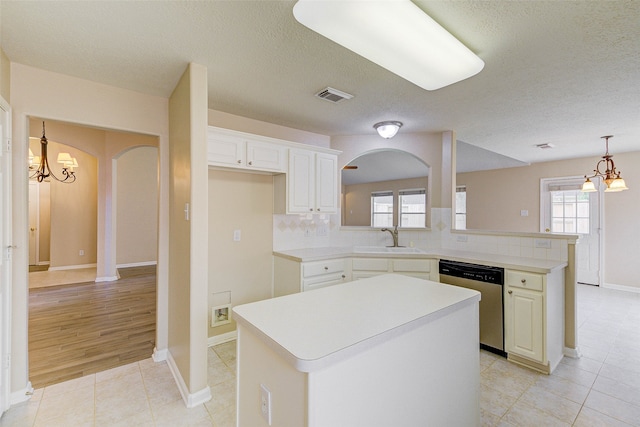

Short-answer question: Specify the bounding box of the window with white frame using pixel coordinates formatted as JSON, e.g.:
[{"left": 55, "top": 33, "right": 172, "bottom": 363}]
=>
[
  {"left": 550, "top": 189, "right": 589, "bottom": 234},
  {"left": 455, "top": 186, "right": 467, "bottom": 230},
  {"left": 371, "top": 191, "right": 393, "bottom": 227},
  {"left": 399, "top": 189, "right": 426, "bottom": 228}
]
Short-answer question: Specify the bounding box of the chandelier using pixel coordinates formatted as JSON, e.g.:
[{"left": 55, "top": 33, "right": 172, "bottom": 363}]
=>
[
  {"left": 581, "top": 135, "right": 627, "bottom": 193},
  {"left": 29, "top": 122, "right": 78, "bottom": 183}
]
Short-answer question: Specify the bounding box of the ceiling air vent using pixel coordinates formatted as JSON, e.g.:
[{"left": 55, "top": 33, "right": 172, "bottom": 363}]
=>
[
  {"left": 536, "top": 143, "right": 555, "bottom": 149},
  {"left": 315, "top": 87, "right": 354, "bottom": 103}
]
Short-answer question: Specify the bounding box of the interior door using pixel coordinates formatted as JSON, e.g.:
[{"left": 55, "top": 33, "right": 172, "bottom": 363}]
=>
[{"left": 541, "top": 177, "right": 602, "bottom": 285}]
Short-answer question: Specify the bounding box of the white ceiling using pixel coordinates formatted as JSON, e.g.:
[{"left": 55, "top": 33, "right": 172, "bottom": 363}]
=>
[{"left": 2, "top": 1, "right": 639, "bottom": 171}]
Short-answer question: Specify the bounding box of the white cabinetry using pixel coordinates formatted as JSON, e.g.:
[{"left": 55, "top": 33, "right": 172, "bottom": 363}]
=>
[
  {"left": 504, "top": 269, "right": 564, "bottom": 373},
  {"left": 276, "top": 149, "right": 338, "bottom": 214},
  {"left": 207, "top": 127, "right": 286, "bottom": 173},
  {"left": 352, "top": 257, "right": 436, "bottom": 281},
  {"left": 274, "top": 256, "right": 349, "bottom": 296}
]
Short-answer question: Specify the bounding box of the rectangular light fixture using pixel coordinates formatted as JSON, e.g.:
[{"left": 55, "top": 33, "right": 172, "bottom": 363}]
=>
[{"left": 293, "top": 0, "right": 484, "bottom": 91}]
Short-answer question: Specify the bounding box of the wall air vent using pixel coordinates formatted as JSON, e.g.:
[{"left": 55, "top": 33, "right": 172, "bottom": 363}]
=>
[
  {"left": 315, "top": 87, "right": 354, "bottom": 103},
  {"left": 536, "top": 143, "right": 555, "bottom": 149}
]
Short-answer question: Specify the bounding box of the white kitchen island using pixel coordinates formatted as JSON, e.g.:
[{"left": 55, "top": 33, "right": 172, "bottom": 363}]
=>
[{"left": 233, "top": 274, "right": 481, "bottom": 427}]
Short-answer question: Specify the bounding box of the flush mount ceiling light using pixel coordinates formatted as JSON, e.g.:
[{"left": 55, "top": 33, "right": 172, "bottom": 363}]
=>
[
  {"left": 293, "top": 0, "right": 485, "bottom": 91},
  {"left": 581, "top": 135, "right": 628, "bottom": 193},
  {"left": 374, "top": 121, "right": 403, "bottom": 139},
  {"left": 28, "top": 121, "right": 78, "bottom": 183}
]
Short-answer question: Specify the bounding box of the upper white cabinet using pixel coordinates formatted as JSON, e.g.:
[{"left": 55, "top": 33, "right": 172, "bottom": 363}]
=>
[
  {"left": 207, "top": 127, "right": 341, "bottom": 214},
  {"left": 277, "top": 148, "right": 339, "bottom": 214},
  {"left": 207, "top": 127, "right": 286, "bottom": 173}
]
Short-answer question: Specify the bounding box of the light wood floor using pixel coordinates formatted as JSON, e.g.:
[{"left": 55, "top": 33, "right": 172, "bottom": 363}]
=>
[{"left": 28, "top": 266, "right": 156, "bottom": 389}]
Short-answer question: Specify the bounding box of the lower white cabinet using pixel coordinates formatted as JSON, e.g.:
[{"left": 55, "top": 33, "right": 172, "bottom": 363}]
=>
[
  {"left": 274, "top": 256, "right": 349, "bottom": 296},
  {"left": 504, "top": 269, "right": 564, "bottom": 373}
]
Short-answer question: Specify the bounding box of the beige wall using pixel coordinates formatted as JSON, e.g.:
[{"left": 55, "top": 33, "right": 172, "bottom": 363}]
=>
[
  {"left": 458, "top": 150, "right": 640, "bottom": 289},
  {"left": 208, "top": 109, "right": 330, "bottom": 148},
  {"left": 1, "top": 48, "right": 10, "bottom": 101},
  {"left": 28, "top": 119, "right": 158, "bottom": 269},
  {"left": 116, "top": 146, "right": 159, "bottom": 266},
  {"left": 331, "top": 132, "right": 446, "bottom": 208},
  {"left": 343, "top": 177, "right": 428, "bottom": 227},
  {"left": 168, "top": 63, "right": 209, "bottom": 400},
  {"left": 207, "top": 170, "right": 273, "bottom": 338},
  {"left": 37, "top": 182, "right": 51, "bottom": 263},
  {"left": 10, "top": 62, "right": 169, "bottom": 397}
]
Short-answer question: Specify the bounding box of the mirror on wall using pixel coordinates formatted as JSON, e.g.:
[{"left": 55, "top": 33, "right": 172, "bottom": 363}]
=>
[{"left": 341, "top": 149, "right": 430, "bottom": 228}]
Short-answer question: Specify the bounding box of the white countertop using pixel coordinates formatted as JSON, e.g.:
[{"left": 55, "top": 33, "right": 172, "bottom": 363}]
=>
[
  {"left": 233, "top": 274, "right": 480, "bottom": 372},
  {"left": 273, "top": 246, "right": 566, "bottom": 273}
]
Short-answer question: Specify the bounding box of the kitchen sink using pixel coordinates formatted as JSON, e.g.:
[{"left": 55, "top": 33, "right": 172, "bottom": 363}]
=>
[{"left": 353, "top": 246, "right": 426, "bottom": 254}]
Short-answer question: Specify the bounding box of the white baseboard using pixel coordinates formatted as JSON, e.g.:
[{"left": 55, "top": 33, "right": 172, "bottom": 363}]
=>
[
  {"left": 10, "top": 382, "right": 34, "bottom": 405},
  {"left": 116, "top": 261, "right": 157, "bottom": 268},
  {"left": 95, "top": 275, "right": 119, "bottom": 283},
  {"left": 166, "top": 350, "right": 212, "bottom": 408},
  {"left": 564, "top": 347, "right": 581, "bottom": 358},
  {"left": 48, "top": 263, "right": 97, "bottom": 271},
  {"left": 602, "top": 282, "right": 640, "bottom": 294},
  {"left": 207, "top": 330, "right": 237, "bottom": 347},
  {"left": 152, "top": 347, "right": 168, "bottom": 362}
]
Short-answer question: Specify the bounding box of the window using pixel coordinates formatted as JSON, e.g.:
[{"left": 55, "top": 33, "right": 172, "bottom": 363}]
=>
[
  {"left": 455, "top": 186, "right": 466, "bottom": 230},
  {"left": 551, "top": 189, "right": 589, "bottom": 234},
  {"left": 399, "top": 189, "right": 425, "bottom": 228},
  {"left": 371, "top": 191, "right": 393, "bottom": 227}
]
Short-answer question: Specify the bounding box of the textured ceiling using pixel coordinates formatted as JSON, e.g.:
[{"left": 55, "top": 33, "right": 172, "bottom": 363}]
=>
[{"left": 2, "top": 0, "right": 639, "bottom": 169}]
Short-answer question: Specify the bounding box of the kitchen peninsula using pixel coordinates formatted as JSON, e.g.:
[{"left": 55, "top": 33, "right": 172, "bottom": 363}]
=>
[
  {"left": 233, "top": 274, "right": 481, "bottom": 427},
  {"left": 273, "top": 245, "right": 570, "bottom": 374}
]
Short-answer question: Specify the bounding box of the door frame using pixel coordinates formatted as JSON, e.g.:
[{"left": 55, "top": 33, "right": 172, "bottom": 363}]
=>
[
  {"left": 540, "top": 176, "right": 604, "bottom": 286},
  {"left": 0, "top": 95, "right": 12, "bottom": 416}
]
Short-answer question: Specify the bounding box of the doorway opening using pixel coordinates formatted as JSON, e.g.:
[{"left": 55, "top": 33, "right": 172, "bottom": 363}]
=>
[{"left": 26, "top": 119, "right": 160, "bottom": 388}]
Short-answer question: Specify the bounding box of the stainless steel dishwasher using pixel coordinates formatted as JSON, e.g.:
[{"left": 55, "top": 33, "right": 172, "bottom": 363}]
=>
[{"left": 439, "top": 260, "right": 505, "bottom": 356}]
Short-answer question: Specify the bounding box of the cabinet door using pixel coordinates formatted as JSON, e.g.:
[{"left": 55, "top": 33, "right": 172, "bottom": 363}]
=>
[
  {"left": 207, "top": 132, "right": 245, "bottom": 167},
  {"left": 315, "top": 153, "right": 338, "bottom": 213},
  {"left": 506, "top": 287, "right": 544, "bottom": 363},
  {"left": 246, "top": 141, "right": 286, "bottom": 172},
  {"left": 287, "top": 149, "right": 315, "bottom": 213}
]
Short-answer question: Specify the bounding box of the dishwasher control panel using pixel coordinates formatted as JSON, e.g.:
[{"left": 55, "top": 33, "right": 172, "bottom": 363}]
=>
[{"left": 439, "top": 260, "right": 504, "bottom": 284}]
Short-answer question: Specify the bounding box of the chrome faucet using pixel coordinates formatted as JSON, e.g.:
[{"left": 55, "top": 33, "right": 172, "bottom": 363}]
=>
[{"left": 381, "top": 225, "right": 400, "bottom": 247}]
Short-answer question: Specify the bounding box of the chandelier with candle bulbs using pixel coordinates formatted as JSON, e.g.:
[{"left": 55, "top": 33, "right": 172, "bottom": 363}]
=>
[
  {"left": 581, "top": 135, "right": 628, "bottom": 193},
  {"left": 29, "top": 122, "right": 78, "bottom": 183}
]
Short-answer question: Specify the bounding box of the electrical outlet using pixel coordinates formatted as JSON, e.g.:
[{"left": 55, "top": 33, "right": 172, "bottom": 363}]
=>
[
  {"left": 260, "top": 384, "right": 272, "bottom": 425},
  {"left": 535, "top": 238, "right": 552, "bottom": 248},
  {"left": 79, "top": 249, "right": 85, "bottom": 256}
]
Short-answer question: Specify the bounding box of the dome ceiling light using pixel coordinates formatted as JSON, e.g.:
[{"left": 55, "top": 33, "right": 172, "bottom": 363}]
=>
[{"left": 374, "top": 121, "right": 403, "bottom": 139}]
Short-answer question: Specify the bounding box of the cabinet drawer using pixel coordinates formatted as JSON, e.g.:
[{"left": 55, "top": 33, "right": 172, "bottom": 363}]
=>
[
  {"left": 303, "top": 273, "right": 346, "bottom": 291},
  {"left": 506, "top": 270, "right": 543, "bottom": 291},
  {"left": 303, "top": 259, "right": 345, "bottom": 278},
  {"left": 352, "top": 258, "right": 389, "bottom": 272},
  {"left": 392, "top": 259, "right": 430, "bottom": 273}
]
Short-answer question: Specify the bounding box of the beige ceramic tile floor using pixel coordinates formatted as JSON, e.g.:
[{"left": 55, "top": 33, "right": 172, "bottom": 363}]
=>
[{"left": 2, "top": 284, "right": 640, "bottom": 426}]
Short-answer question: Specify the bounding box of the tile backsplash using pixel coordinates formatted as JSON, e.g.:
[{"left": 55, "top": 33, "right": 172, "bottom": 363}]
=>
[{"left": 274, "top": 208, "right": 575, "bottom": 262}]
